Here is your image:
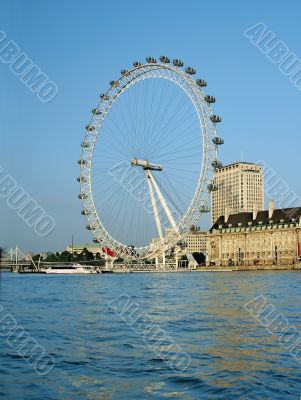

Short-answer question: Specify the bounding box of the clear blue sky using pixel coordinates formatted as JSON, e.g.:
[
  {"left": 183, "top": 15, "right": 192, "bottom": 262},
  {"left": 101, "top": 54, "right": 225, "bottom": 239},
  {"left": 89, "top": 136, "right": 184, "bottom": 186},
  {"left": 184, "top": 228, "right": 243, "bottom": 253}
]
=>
[{"left": 0, "top": 0, "right": 300, "bottom": 252}]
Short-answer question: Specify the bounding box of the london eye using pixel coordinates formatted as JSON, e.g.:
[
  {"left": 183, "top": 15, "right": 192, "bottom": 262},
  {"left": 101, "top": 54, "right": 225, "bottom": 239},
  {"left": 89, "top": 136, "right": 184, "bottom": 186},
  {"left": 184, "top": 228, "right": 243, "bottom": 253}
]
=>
[{"left": 78, "top": 56, "right": 223, "bottom": 262}]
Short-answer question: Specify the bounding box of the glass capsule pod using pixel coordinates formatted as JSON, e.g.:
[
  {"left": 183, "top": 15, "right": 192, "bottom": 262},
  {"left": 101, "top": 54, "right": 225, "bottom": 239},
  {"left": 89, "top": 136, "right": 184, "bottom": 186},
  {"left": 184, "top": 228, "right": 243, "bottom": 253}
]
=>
[
  {"left": 204, "top": 95, "right": 215, "bottom": 104},
  {"left": 173, "top": 59, "right": 184, "bottom": 67},
  {"left": 100, "top": 94, "right": 109, "bottom": 101},
  {"left": 211, "top": 160, "right": 223, "bottom": 169},
  {"left": 85, "top": 124, "right": 95, "bottom": 131},
  {"left": 146, "top": 57, "right": 156, "bottom": 63},
  {"left": 207, "top": 183, "right": 218, "bottom": 192},
  {"left": 78, "top": 159, "right": 87, "bottom": 166},
  {"left": 81, "top": 209, "right": 90, "bottom": 216},
  {"left": 185, "top": 67, "right": 196, "bottom": 75},
  {"left": 196, "top": 79, "right": 207, "bottom": 87},
  {"left": 210, "top": 115, "right": 222, "bottom": 123},
  {"left": 109, "top": 80, "right": 119, "bottom": 87},
  {"left": 159, "top": 56, "right": 170, "bottom": 63},
  {"left": 200, "top": 206, "right": 211, "bottom": 213},
  {"left": 212, "top": 137, "right": 224, "bottom": 145},
  {"left": 92, "top": 108, "right": 101, "bottom": 115}
]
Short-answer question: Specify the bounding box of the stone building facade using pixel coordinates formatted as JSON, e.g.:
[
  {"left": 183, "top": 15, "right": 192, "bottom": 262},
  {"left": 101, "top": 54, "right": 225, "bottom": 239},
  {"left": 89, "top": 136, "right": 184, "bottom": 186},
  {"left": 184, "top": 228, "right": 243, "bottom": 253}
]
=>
[
  {"left": 186, "top": 232, "right": 207, "bottom": 254},
  {"left": 207, "top": 202, "right": 301, "bottom": 267}
]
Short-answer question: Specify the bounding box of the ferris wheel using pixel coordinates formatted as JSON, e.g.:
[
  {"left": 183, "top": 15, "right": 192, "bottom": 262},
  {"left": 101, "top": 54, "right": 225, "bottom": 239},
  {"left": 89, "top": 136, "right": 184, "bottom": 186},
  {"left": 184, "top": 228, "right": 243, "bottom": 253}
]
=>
[{"left": 78, "top": 56, "right": 223, "bottom": 261}]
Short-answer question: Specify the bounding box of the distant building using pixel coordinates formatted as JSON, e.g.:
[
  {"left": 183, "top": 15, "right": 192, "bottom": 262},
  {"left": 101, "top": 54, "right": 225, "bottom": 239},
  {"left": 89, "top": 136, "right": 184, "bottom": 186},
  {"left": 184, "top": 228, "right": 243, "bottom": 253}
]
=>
[
  {"left": 186, "top": 231, "right": 207, "bottom": 254},
  {"left": 211, "top": 162, "right": 264, "bottom": 225},
  {"left": 207, "top": 201, "right": 301, "bottom": 267},
  {"left": 65, "top": 244, "right": 101, "bottom": 255}
]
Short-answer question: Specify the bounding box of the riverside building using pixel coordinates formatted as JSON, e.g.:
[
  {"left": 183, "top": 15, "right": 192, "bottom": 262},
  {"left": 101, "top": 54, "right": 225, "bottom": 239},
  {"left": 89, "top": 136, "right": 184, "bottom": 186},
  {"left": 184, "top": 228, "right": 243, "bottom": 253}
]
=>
[
  {"left": 186, "top": 231, "right": 207, "bottom": 254},
  {"left": 206, "top": 201, "right": 301, "bottom": 267},
  {"left": 65, "top": 244, "right": 102, "bottom": 255},
  {"left": 211, "top": 162, "right": 264, "bottom": 225}
]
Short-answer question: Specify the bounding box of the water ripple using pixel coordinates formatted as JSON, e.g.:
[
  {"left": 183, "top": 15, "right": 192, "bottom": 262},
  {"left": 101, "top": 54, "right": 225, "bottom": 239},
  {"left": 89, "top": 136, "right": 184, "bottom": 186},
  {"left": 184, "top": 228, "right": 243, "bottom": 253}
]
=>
[{"left": 0, "top": 272, "right": 301, "bottom": 399}]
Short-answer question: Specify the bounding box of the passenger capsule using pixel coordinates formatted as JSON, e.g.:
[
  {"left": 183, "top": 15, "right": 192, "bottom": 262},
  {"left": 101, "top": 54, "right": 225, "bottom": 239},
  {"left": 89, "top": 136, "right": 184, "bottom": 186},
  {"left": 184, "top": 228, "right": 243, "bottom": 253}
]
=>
[
  {"left": 185, "top": 67, "right": 196, "bottom": 75},
  {"left": 81, "top": 209, "right": 90, "bottom": 216},
  {"left": 210, "top": 115, "right": 222, "bottom": 123},
  {"left": 100, "top": 94, "right": 109, "bottom": 101},
  {"left": 78, "top": 159, "right": 87, "bottom": 166},
  {"left": 213, "top": 137, "right": 224, "bottom": 145},
  {"left": 92, "top": 108, "right": 101, "bottom": 115},
  {"left": 146, "top": 57, "right": 156, "bottom": 63},
  {"left": 109, "top": 80, "right": 119, "bottom": 87},
  {"left": 177, "top": 240, "right": 186, "bottom": 248},
  {"left": 133, "top": 61, "right": 142, "bottom": 67},
  {"left": 159, "top": 56, "right": 170, "bottom": 63},
  {"left": 78, "top": 193, "right": 88, "bottom": 199},
  {"left": 173, "top": 59, "right": 184, "bottom": 67},
  {"left": 81, "top": 140, "right": 89, "bottom": 148},
  {"left": 77, "top": 176, "right": 87, "bottom": 183},
  {"left": 211, "top": 160, "right": 223, "bottom": 169},
  {"left": 85, "top": 124, "right": 95, "bottom": 131},
  {"left": 121, "top": 69, "right": 130, "bottom": 76},
  {"left": 196, "top": 79, "right": 207, "bottom": 87},
  {"left": 204, "top": 95, "right": 215, "bottom": 104},
  {"left": 207, "top": 183, "right": 218, "bottom": 192},
  {"left": 86, "top": 224, "right": 94, "bottom": 230},
  {"left": 200, "top": 206, "right": 211, "bottom": 213},
  {"left": 93, "top": 238, "right": 101, "bottom": 243}
]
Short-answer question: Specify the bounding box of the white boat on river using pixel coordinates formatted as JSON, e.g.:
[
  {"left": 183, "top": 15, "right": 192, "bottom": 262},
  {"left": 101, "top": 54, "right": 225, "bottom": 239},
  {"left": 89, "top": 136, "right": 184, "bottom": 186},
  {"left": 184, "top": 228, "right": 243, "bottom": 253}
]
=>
[{"left": 45, "top": 264, "right": 99, "bottom": 274}]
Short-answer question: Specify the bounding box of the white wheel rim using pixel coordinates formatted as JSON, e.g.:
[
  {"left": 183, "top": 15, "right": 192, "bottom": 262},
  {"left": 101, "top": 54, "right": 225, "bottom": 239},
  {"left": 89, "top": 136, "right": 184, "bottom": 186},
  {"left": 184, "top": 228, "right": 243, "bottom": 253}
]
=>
[{"left": 79, "top": 61, "right": 221, "bottom": 260}]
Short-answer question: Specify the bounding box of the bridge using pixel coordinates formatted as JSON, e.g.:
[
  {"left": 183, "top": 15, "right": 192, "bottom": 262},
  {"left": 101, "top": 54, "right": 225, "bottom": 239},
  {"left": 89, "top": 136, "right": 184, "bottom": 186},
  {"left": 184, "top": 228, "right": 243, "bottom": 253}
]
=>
[
  {"left": 0, "top": 261, "right": 31, "bottom": 272},
  {"left": 0, "top": 245, "right": 192, "bottom": 272}
]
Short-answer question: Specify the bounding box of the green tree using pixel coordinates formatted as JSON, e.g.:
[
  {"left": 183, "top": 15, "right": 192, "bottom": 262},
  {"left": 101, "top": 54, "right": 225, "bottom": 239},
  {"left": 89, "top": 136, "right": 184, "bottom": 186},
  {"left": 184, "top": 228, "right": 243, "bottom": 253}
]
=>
[
  {"left": 79, "top": 248, "right": 94, "bottom": 262},
  {"left": 59, "top": 251, "right": 72, "bottom": 262},
  {"left": 44, "top": 253, "right": 59, "bottom": 262}
]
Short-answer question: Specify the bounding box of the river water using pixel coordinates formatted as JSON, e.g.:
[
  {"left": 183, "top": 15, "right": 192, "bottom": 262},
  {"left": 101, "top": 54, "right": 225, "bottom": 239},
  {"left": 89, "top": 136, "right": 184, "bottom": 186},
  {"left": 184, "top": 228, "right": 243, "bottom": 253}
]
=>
[{"left": 0, "top": 271, "right": 301, "bottom": 399}]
